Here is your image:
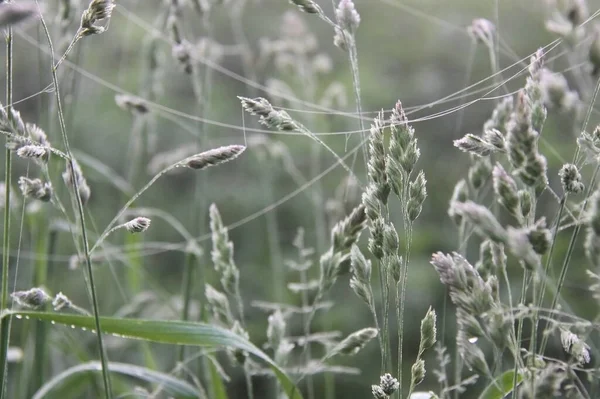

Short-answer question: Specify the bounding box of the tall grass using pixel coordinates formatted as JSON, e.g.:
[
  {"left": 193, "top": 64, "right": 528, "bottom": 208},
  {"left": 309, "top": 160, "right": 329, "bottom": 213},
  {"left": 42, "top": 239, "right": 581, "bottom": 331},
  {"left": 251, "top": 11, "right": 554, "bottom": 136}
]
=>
[{"left": 2, "top": 1, "right": 600, "bottom": 399}]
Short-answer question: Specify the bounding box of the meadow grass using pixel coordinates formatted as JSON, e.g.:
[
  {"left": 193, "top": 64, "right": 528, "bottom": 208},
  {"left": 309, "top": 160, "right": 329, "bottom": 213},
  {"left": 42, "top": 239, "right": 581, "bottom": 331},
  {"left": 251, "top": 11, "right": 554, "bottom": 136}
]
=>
[{"left": 1, "top": 0, "right": 600, "bottom": 398}]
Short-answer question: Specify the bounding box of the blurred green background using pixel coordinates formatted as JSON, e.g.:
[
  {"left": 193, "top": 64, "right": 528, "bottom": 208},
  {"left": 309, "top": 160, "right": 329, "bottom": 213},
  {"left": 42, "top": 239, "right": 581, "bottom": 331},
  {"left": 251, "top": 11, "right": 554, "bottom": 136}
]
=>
[{"left": 4, "top": 0, "right": 600, "bottom": 397}]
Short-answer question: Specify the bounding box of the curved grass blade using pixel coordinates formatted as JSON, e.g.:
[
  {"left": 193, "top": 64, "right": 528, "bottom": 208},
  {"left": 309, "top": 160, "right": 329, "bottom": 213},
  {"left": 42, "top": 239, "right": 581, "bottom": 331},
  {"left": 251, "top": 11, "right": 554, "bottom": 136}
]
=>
[
  {"left": 478, "top": 370, "right": 523, "bottom": 399},
  {"left": 4, "top": 310, "right": 303, "bottom": 399},
  {"left": 33, "top": 361, "right": 200, "bottom": 399}
]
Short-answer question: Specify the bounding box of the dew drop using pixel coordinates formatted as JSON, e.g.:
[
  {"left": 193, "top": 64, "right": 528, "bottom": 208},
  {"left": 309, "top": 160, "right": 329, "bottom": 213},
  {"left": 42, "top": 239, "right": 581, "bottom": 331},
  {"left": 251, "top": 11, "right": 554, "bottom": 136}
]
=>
[{"left": 468, "top": 337, "right": 478, "bottom": 344}]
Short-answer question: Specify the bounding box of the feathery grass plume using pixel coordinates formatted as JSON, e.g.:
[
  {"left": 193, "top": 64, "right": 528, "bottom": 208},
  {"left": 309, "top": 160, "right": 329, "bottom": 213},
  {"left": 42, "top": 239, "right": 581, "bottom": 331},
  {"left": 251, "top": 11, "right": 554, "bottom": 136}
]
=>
[
  {"left": 350, "top": 245, "right": 373, "bottom": 306},
  {"left": 410, "top": 359, "right": 426, "bottom": 387},
  {"left": 484, "top": 96, "right": 513, "bottom": 134},
  {"left": 62, "top": 159, "right": 91, "bottom": 205},
  {"left": 331, "top": 203, "right": 367, "bottom": 254},
  {"left": 0, "top": 1, "right": 38, "bottom": 28},
  {"left": 407, "top": 171, "right": 427, "bottom": 221},
  {"left": 181, "top": 145, "right": 246, "bottom": 170},
  {"left": 205, "top": 284, "right": 233, "bottom": 326},
  {"left": 289, "top": 0, "right": 321, "bottom": 14},
  {"left": 362, "top": 185, "right": 383, "bottom": 222},
  {"left": 482, "top": 129, "right": 506, "bottom": 152},
  {"left": 467, "top": 156, "right": 491, "bottom": 191},
  {"left": 453, "top": 134, "right": 496, "bottom": 157},
  {"left": 468, "top": 18, "right": 495, "bottom": 44},
  {"left": 430, "top": 252, "right": 494, "bottom": 314},
  {"left": 124, "top": 217, "right": 151, "bottom": 233},
  {"left": 526, "top": 49, "right": 547, "bottom": 132},
  {"left": 374, "top": 373, "right": 399, "bottom": 397},
  {"left": 26, "top": 123, "right": 49, "bottom": 147},
  {"left": 419, "top": 307, "right": 437, "bottom": 352},
  {"left": 538, "top": 68, "right": 581, "bottom": 113},
  {"left": 560, "top": 328, "right": 591, "bottom": 364},
  {"left": 387, "top": 101, "right": 419, "bottom": 194},
  {"left": 449, "top": 201, "right": 507, "bottom": 243},
  {"left": 368, "top": 216, "right": 385, "bottom": 260},
  {"left": 367, "top": 111, "right": 390, "bottom": 204},
  {"left": 16, "top": 145, "right": 48, "bottom": 164},
  {"left": 10, "top": 287, "right": 51, "bottom": 309},
  {"left": 559, "top": 163, "right": 584, "bottom": 194},
  {"left": 519, "top": 189, "right": 532, "bottom": 219},
  {"left": 79, "top": 0, "right": 115, "bottom": 36},
  {"left": 18, "top": 177, "right": 52, "bottom": 202},
  {"left": 371, "top": 385, "right": 387, "bottom": 399},
  {"left": 492, "top": 163, "right": 520, "bottom": 219},
  {"left": 506, "top": 226, "right": 542, "bottom": 270},
  {"left": 526, "top": 218, "right": 551, "bottom": 255},
  {"left": 476, "top": 240, "right": 494, "bottom": 278},
  {"left": 0, "top": 104, "right": 26, "bottom": 136},
  {"left": 506, "top": 91, "right": 535, "bottom": 169},
  {"left": 336, "top": 0, "right": 360, "bottom": 32},
  {"left": 327, "top": 327, "right": 378, "bottom": 357},
  {"left": 577, "top": 126, "right": 600, "bottom": 164},
  {"left": 168, "top": 14, "right": 193, "bottom": 74},
  {"left": 239, "top": 97, "right": 302, "bottom": 132},
  {"left": 209, "top": 204, "right": 240, "bottom": 296},
  {"left": 52, "top": 292, "right": 72, "bottom": 311},
  {"left": 115, "top": 94, "right": 149, "bottom": 115}
]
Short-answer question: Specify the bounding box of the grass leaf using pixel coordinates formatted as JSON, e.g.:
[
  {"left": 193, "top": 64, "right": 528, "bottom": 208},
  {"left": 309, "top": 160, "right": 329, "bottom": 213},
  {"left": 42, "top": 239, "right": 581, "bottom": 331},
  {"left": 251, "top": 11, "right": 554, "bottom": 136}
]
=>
[
  {"left": 33, "top": 361, "right": 200, "bottom": 399},
  {"left": 4, "top": 310, "right": 303, "bottom": 399},
  {"left": 478, "top": 370, "right": 523, "bottom": 399}
]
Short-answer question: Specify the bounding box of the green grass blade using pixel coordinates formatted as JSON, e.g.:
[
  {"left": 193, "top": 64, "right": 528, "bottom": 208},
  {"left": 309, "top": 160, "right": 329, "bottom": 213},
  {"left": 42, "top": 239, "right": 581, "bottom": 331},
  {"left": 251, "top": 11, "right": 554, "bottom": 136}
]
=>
[
  {"left": 32, "top": 361, "right": 199, "bottom": 399},
  {"left": 208, "top": 357, "right": 229, "bottom": 399},
  {"left": 478, "top": 370, "right": 524, "bottom": 399},
  {"left": 5, "top": 310, "right": 303, "bottom": 399}
]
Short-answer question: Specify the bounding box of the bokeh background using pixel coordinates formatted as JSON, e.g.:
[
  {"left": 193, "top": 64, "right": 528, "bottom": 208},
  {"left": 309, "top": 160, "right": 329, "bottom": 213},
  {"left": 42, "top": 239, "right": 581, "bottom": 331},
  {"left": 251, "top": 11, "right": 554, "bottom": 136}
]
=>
[{"left": 5, "top": 0, "right": 600, "bottom": 397}]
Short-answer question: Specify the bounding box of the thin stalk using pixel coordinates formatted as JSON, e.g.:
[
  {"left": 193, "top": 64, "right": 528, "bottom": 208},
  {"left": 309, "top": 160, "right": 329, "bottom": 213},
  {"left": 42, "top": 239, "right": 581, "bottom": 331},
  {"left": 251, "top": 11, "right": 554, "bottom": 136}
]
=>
[
  {"left": 512, "top": 269, "right": 530, "bottom": 398},
  {"left": 0, "top": 24, "right": 13, "bottom": 399},
  {"left": 38, "top": 11, "right": 112, "bottom": 397}
]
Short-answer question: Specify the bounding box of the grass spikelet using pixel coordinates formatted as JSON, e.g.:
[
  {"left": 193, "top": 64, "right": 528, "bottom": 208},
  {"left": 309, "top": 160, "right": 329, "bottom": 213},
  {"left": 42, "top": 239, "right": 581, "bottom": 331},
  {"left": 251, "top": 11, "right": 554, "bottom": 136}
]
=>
[
  {"left": 79, "top": 0, "right": 115, "bottom": 36},
  {"left": 124, "top": 217, "right": 151, "bottom": 234},
  {"left": 10, "top": 288, "right": 51, "bottom": 309},
  {"left": 327, "top": 327, "right": 378, "bottom": 358},
  {"left": 181, "top": 145, "right": 246, "bottom": 170},
  {"left": 17, "top": 177, "right": 52, "bottom": 202}
]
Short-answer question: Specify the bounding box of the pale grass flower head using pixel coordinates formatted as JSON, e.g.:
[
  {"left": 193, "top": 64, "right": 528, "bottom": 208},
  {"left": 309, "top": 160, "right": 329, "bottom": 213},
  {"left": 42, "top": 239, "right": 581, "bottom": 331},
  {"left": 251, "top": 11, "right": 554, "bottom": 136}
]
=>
[
  {"left": 182, "top": 145, "right": 246, "bottom": 170},
  {"left": 124, "top": 217, "right": 151, "bottom": 233},
  {"left": 18, "top": 177, "right": 52, "bottom": 202},
  {"left": 336, "top": 0, "right": 360, "bottom": 31},
  {"left": 11, "top": 287, "right": 52, "bottom": 309},
  {"left": 468, "top": 18, "right": 495, "bottom": 44},
  {"left": 560, "top": 328, "right": 591, "bottom": 364}
]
